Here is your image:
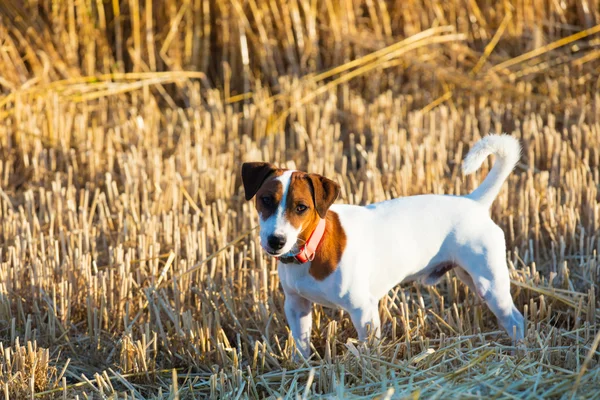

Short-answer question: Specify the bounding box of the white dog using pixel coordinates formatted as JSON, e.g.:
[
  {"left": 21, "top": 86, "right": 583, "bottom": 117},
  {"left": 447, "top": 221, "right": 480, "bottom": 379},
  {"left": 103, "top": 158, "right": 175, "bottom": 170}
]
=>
[{"left": 242, "top": 134, "right": 524, "bottom": 357}]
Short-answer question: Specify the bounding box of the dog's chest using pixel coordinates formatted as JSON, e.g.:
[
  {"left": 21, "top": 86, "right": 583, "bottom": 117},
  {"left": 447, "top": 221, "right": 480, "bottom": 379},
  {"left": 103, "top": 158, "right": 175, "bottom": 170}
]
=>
[{"left": 278, "top": 263, "right": 342, "bottom": 308}]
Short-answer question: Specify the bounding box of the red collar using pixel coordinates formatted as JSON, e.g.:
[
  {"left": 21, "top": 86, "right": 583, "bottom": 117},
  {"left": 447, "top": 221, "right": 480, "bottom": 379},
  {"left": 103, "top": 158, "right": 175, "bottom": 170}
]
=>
[{"left": 277, "top": 218, "right": 326, "bottom": 264}]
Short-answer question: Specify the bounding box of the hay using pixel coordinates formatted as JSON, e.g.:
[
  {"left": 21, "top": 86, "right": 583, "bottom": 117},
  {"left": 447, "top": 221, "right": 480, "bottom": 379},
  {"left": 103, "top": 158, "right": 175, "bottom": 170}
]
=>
[{"left": 0, "top": 0, "right": 599, "bottom": 398}]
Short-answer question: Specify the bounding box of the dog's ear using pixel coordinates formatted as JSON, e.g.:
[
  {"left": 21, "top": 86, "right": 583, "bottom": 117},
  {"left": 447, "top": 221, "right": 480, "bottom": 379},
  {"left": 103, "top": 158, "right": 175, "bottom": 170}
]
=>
[
  {"left": 306, "top": 174, "right": 340, "bottom": 218},
  {"left": 241, "top": 162, "right": 278, "bottom": 201}
]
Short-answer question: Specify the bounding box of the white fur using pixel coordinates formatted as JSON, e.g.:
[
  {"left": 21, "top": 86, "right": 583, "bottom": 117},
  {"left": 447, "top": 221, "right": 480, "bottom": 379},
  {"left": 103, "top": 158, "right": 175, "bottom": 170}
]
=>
[
  {"left": 267, "top": 135, "right": 524, "bottom": 358},
  {"left": 259, "top": 170, "right": 301, "bottom": 256},
  {"left": 462, "top": 134, "right": 521, "bottom": 208}
]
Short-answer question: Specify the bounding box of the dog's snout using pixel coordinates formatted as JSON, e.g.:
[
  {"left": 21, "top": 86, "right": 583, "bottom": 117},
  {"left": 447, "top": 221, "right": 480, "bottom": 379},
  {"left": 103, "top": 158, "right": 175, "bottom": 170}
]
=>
[{"left": 267, "top": 234, "right": 286, "bottom": 250}]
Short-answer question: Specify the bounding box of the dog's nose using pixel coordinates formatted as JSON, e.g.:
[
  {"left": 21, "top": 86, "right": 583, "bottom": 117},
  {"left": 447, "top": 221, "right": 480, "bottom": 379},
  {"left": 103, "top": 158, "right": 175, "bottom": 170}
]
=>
[{"left": 267, "top": 234, "right": 286, "bottom": 250}]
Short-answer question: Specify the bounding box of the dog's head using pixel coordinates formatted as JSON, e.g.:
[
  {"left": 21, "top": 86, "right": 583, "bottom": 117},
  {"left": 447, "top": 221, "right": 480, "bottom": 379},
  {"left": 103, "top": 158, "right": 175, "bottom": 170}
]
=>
[{"left": 241, "top": 162, "right": 340, "bottom": 257}]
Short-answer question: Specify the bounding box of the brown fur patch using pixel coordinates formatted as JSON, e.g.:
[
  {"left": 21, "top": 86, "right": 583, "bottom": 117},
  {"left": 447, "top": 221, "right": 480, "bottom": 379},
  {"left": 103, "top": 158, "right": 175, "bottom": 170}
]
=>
[
  {"left": 242, "top": 162, "right": 282, "bottom": 201},
  {"left": 254, "top": 170, "right": 285, "bottom": 219},
  {"left": 284, "top": 172, "right": 318, "bottom": 232},
  {"left": 251, "top": 169, "right": 344, "bottom": 278},
  {"left": 277, "top": 172, "right": 344, "bottom": 279},
  {"left": 309, "top": 211, "right": 346, "bottom": 281}
]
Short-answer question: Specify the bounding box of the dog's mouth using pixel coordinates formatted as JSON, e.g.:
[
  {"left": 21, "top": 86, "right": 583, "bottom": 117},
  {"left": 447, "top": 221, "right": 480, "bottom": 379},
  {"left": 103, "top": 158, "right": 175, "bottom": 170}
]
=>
[
  {"left": 262, "top": 244, "right": 298, "bottom": 258},
  {"left": 265, "top": 248, "right": 281, "bottom": 256},
  {"left": 260, "top": 235, "right": 303, "bottom": 258},
  {"left": 260, "top": 243, "right": 285, "bottom": 257}
]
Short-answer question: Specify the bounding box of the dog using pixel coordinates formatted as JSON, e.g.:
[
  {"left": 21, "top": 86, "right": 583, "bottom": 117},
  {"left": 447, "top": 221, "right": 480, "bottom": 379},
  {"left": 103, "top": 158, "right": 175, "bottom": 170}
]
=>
[{"left": 242, "top": 134, "right": 525, "bottom": 358}]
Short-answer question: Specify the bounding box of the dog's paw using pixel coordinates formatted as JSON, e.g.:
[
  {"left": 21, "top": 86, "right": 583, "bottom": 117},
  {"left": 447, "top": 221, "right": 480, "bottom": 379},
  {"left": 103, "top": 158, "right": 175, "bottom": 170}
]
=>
[
  {"left": 512, "top": 339, "right": 527, "bottom": 357},
  {"left": 289, "top": 348, "right": 310, "bottom": 365}
]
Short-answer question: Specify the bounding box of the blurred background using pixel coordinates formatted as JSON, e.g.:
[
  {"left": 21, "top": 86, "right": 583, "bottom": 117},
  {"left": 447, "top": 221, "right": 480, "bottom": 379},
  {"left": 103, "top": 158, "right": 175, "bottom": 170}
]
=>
[{"left": 0, "top": 1, "right": 599, "bottom": 398}]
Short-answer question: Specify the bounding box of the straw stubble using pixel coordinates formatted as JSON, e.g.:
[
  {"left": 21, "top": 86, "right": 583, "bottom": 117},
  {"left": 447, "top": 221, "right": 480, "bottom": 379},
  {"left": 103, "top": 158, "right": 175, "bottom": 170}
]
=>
[{"left": 0, "top": 0, "right": 599, "bottom": 398}]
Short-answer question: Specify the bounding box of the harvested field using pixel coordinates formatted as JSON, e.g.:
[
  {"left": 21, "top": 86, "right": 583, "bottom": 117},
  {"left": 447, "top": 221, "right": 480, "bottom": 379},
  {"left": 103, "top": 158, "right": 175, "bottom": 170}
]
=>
[{"left": 0, "top": 0, "right": 599, "bottom": 398}]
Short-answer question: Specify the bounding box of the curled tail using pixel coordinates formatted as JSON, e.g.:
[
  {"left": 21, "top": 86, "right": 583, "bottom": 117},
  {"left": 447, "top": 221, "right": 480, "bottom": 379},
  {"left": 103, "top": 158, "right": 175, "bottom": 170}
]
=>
[{"left": 462, "top": 134, "right": 521, "bottom": 208}]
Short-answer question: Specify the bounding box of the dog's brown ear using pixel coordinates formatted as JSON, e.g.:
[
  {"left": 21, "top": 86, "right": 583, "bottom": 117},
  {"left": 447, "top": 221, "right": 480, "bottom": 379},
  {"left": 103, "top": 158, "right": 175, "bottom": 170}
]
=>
[
  {"left": 306, "top": 174, "right": 340, "bottom": 218},
  {"left": 241, "top": 162, "right": 278, "bottom": 201}
]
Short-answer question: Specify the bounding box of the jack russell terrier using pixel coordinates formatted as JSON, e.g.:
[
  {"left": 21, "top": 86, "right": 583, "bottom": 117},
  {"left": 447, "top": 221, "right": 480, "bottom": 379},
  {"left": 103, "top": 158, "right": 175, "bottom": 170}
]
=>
[{"left": 242, "top": 134, "right": 525, "bottom": 358}]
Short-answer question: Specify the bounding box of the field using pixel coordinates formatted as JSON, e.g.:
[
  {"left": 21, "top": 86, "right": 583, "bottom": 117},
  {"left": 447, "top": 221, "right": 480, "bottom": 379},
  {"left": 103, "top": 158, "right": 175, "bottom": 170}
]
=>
[{"left": 0, "top": 0, "right": 600, "bottom": 398}]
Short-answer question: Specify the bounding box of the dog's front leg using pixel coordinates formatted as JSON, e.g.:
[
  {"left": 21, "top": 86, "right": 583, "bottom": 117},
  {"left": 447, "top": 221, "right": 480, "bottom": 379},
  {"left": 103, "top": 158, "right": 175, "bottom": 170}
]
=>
[
  {"left": 349, "top": 301, "right": 381, "bottom": 342},
  {"left": 284, "top": 292, "right": 313, "bottom": 358}
]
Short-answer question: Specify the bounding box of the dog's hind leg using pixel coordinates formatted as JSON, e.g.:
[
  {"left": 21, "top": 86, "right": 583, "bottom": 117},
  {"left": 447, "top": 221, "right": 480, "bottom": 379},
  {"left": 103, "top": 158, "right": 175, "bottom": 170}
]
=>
[
  {"left": 457, "top": 229, "right": 524, "bottom": 342},
  {"left": 454, "top": 267, "right": 479, "bottom": 298}
]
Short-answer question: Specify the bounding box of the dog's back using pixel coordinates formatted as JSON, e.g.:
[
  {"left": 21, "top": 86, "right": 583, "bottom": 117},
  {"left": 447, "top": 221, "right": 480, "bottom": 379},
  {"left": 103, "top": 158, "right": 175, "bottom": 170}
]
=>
[{"left": 332, "top": 194, "right": 495, "bottom": 299}]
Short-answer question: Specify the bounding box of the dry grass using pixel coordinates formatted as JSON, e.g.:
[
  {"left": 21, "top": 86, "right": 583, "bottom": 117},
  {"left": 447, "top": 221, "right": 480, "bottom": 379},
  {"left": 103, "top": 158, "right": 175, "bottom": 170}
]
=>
[{"left": 0, "top": 0, "right": 599, "bottom": 398}]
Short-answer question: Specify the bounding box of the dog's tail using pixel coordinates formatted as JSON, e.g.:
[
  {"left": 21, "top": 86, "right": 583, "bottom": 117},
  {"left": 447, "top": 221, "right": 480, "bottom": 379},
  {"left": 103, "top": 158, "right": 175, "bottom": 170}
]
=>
[{"left": 462, "top": 134, "right": 521, "bottom": 208}]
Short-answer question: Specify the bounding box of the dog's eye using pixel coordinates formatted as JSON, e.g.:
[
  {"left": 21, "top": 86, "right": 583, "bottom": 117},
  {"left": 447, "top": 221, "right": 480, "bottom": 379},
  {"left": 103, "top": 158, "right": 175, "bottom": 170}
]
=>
[
  {"left": 261, "top": 196, "right": 273, "bottom": 206},
  {"left": 296, "top": 204, "right": 308, "bottom": 214}
]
